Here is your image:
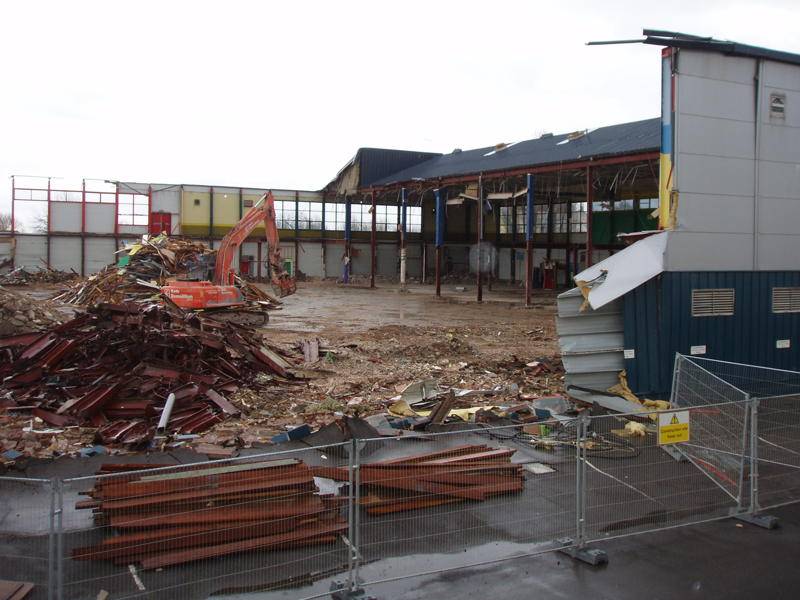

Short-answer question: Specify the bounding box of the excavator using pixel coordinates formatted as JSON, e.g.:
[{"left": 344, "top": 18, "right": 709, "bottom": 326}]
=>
[{"left": 161, "top": 191, "right": 296, "bottom": 324}]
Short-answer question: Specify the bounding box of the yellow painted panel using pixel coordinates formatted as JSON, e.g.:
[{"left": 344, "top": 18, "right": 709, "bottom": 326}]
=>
[{"left": 181, "top": 191, "right": 210, "bottom": 226}]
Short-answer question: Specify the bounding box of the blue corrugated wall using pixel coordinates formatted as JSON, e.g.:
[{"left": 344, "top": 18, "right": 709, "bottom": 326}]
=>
[{"left": 624, "top": 272, "right": 800, "bottom": 398}]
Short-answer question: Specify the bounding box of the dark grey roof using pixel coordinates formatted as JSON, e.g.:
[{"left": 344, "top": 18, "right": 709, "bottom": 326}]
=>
[
  {"left": 369, "top": 117, "right": 660, "bottom": 187},
  {"left": 356, "top": 148, "right": 442, "bottom": 187}
]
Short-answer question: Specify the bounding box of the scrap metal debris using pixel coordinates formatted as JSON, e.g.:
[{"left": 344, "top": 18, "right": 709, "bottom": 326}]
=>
[
  {"left": 72, "top": 459, "right": 347, "bottom": 569},
  {"left": 0, "top": 301, "right": 298, "bottom": 449},
  {"left": 52, "top": 235, "right": 280, "bottom": 312},
  {"left": 312, "top": 444, "right": 525, "bottom": 514}
]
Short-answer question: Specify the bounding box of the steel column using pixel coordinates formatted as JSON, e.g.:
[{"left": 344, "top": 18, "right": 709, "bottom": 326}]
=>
[
  {"left": 80, "top": 180, "right": 86, "bottom": 276},
  {"left": 238, "top": 188, "right": 244, "bottom": 274},
  {"left": 525, "top": 173, "right": 535, "bottom": 307},
  {"left": 46, "top": 178, "right": 51, "bottom": 268},
  {"left": 585, "top": 167, "right": 594, "bottom": 268},
  {"left": 10, "top": 175, "right": 15, "bottom": 235},
  {"left": 434, "top": 188, "right": 444, "bottom": 297},
  {"left": 294, "top": 191, "right": 300, "bottom": 276},
  {"left": 370, "top": 189, "right": 376, "bottom": 288},
  {"left": 344, "top": 197, "right": 352, "bottom": 284},
  {"left": 476, "top": 175, "right": 483, "bottom": 302},
  {"left": 400, "top": 187, "right": 407, "bottom": 286}
]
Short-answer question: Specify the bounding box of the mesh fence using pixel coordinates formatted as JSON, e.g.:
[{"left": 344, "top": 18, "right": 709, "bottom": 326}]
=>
[
  {"left": 583, "top": 402, "right": 749, "bottom": 544},
  {"left": 353, "top": 422, "right": 577, "bottom": 587},
  {"left": 58, "top": 444, "right": 351, "bottom": 600},
  {"left": 5, "top": 355, "right": 800, "bottom": 598},
  {"left": 0, "top": 477, "right": 54, "bottom": 600}
]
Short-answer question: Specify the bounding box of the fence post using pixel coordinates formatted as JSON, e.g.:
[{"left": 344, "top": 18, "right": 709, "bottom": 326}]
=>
[
  {"left": 734, "top": 396, "right": 779, "bottom": 529},
  {"left": 55, "top": 478, "right": 64, "bottom": 600},
  {"left": 47, "top": 479, "right": 56, "bottom": 600},
  {"left": 559, "top": 414, "right": 607, "bottom": 566},
  {"left": 332, "top": 438, "right": 367, "bottom": 599}
]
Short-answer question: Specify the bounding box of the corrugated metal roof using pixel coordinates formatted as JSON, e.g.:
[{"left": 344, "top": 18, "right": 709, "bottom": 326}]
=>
[
  {"left": 370, "top": 117, "right": 660, "bottom": 187},
  {"left": 356, "top": 148, "right": 442, "bottom": 188}
]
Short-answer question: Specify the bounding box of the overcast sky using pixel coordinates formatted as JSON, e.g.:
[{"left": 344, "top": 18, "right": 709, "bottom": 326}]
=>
[{"left": 2, "top": 0, "right": 798, "bottom": 225}]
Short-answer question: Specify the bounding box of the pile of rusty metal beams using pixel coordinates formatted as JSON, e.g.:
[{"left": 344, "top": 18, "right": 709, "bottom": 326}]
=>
[
  {"left": 0, "top": 302, "right": 296, "bottom": 445},
  {"left": 72, "top": 459, "right": 347, "bottom": 569},
  {"left": 312, "top": 444, "right": 525, "bottom": 515}
]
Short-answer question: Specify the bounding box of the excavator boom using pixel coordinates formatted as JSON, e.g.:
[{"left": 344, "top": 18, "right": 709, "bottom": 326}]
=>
[
  {"left": 213, "top": 192, "right": 296, "bottom": 296},
  {"left": 162, "top": 191, "right": 295, "bottom": 312}
]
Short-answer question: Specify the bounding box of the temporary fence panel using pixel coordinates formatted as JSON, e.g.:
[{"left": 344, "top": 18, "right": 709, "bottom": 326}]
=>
[
  {"left": 59, "top": 444, "right": 351, "bottom": 600},
  {"left": 0, "top": 477, "right": 54, "bottom": 598},
  {"left": 351, "top": 424, "right": 578, "bottom": 589},
  {"left": 583, "top": 402, "right": 749, "bottom": 544},
  {"left": 670, "top": 355, "right": 751, "bottom": 503}
]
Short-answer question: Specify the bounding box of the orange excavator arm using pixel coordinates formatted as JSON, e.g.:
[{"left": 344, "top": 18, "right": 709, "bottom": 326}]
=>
[{"left": 213, "top": 192, "right": 296, "bottom": 296}]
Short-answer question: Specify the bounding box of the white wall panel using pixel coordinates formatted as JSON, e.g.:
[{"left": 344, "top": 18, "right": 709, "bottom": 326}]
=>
[
  {"left": 49, "top": 237, "right": 81, "bottom": 272},
  {"left": 758, "top": 234, "right": 800, "bottom": 270},
  {"left": 85, "top": 204, "right": 115, "bottom": 234},
  {"left": 297, "top": 242, "right": 324, "bottom": 277},
  {"left": 14, "top": 236, "right": 46, "bottom": 269},
  {"left": 665, "top": 231, "right": 754, "bottom": 271},
  {"left": 85, "top": 238, "right": 116, "bottom": 273},
  {"left": 50, "top": 203, "right": 82, "bottom": 233}
]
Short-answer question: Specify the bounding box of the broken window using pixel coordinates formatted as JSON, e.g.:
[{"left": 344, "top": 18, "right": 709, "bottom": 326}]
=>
[
  {"left": 297, "top": 201, "right": 322, "bottom": 230},
  {"left": 273, "top": 200, "right": 296, "bottom": 229},
  {"left": 534, "top": 204, "right": 549, "bottom": 233},
  {"left": 406, "top": 206, "right": 422, "bottom": 233},
  {"left": 499, "top": 206, "right": 513, "bottom": 234},
  {"left": 639, "top": 197, "right": 659, "bottom": 210},
  {"left": 117, "top": 194, "right": 149, "bottom": 226},
  {"left": 324, "top": 203, "right": 346, "bottom": 231},
  {"left": 553, "top": 203, "right": 568, "bottom": 233},
  {"left": 515, "top": 204, "right": 526, "bottom": 234},
  {"left": 570, "top": 202, "right": 587, "bottom": 233}
]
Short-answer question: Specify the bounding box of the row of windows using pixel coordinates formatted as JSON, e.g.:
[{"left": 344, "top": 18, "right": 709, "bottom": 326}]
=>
[
  {"left": 691, "top": 287, "right": 800, "bottom": 317},
  {"left": 273, "top": 201, "right": 422, "bottom": 233}
]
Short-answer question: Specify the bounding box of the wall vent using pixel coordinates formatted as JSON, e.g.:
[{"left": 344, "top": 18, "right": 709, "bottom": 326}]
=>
[
  {"left": 770, "top": 92, "right": 786, "bottom": 119},
  {"left": 773, "top": 287, "right": 800, "bottom": 313},
  {"left": 691, "top": 289, "right": 735, "bottom": 317}
]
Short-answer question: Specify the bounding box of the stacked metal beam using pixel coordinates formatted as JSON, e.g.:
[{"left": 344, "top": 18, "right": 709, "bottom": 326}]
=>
[
  {"left": 313, "top": 444, "right": 525, "bottom": 514},
  {"left": 72, "top": 459, "right": 347, "bottom": 569},
  {"left": 0, "top": 302, "right": 295, "bottom": 445}
]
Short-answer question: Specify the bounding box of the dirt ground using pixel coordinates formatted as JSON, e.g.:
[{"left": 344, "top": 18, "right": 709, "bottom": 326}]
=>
[
  {"left": 220, "top": 281, "right": 564, "bottom": 443},
  {"left": 2, "top": 280, "right": 564, "bottom": 458}
]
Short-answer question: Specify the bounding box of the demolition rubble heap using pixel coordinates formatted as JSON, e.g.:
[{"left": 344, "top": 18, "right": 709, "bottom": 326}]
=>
[
  {"left": 0, "top": 302, "right": 297, "bottom": 446},
  {"left": 0, "top": 265, "right": 79, "bottom": 286},
  {"left": 52, "top": 235, "right": 278, "bottom": 309},
  {"left": 72, "top": 459, "right": 347, "bottom": 569},
  {"left": 0, "top": 286, "right": 63, "bottom": 336}
]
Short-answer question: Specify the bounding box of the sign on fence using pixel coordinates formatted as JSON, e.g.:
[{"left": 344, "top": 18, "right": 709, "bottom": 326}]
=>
[{"left": 658, "top": 410, "right": 690, "bottom": 445}]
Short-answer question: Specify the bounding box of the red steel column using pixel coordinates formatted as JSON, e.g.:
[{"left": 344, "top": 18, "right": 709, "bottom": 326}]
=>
[
  {"left": 9, "top": 176, "right": 15, "bottom": 268},
  {"left": 46, "top": 177, "right": 52, "bottom": 268},
  {"left": 585, "top": 166, "right": 594, "bottom": 268},
  {"left": 370, "top": 189, "right": 377, "bottom": 288},
  {"left": 81, "top": 179, "right": 86, "bottom": 276}
]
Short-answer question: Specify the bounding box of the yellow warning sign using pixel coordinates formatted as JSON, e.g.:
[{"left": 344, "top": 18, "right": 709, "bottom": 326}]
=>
[{"left": 658, "top": 410, "right": 690, "bottom": 445}]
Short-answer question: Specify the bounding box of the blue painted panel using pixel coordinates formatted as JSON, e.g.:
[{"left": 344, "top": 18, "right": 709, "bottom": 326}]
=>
[{"left": 624, "top": 271, "right": 800, "bottom": 398}]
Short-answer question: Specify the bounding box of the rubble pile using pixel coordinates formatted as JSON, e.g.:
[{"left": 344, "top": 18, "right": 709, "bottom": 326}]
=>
[
  {"left": 0, "top": 302, "right": 298, "bottom": 448},
  {"left": 72, "top": 459, "right": 347, "bottom": 569},
  {"left": 52, "top": 234, "right": 279, "bottom": 309},
  {"left": 0, "top": 265, "right": 79, "bottom": 286},
  {"left": 0, "top": 286, "right": 64, "bottom": 336}
]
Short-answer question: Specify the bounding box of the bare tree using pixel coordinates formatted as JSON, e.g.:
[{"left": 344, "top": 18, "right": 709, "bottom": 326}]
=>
[{"left": 0, "top": 212, "right": 11, "bottom": 232}]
